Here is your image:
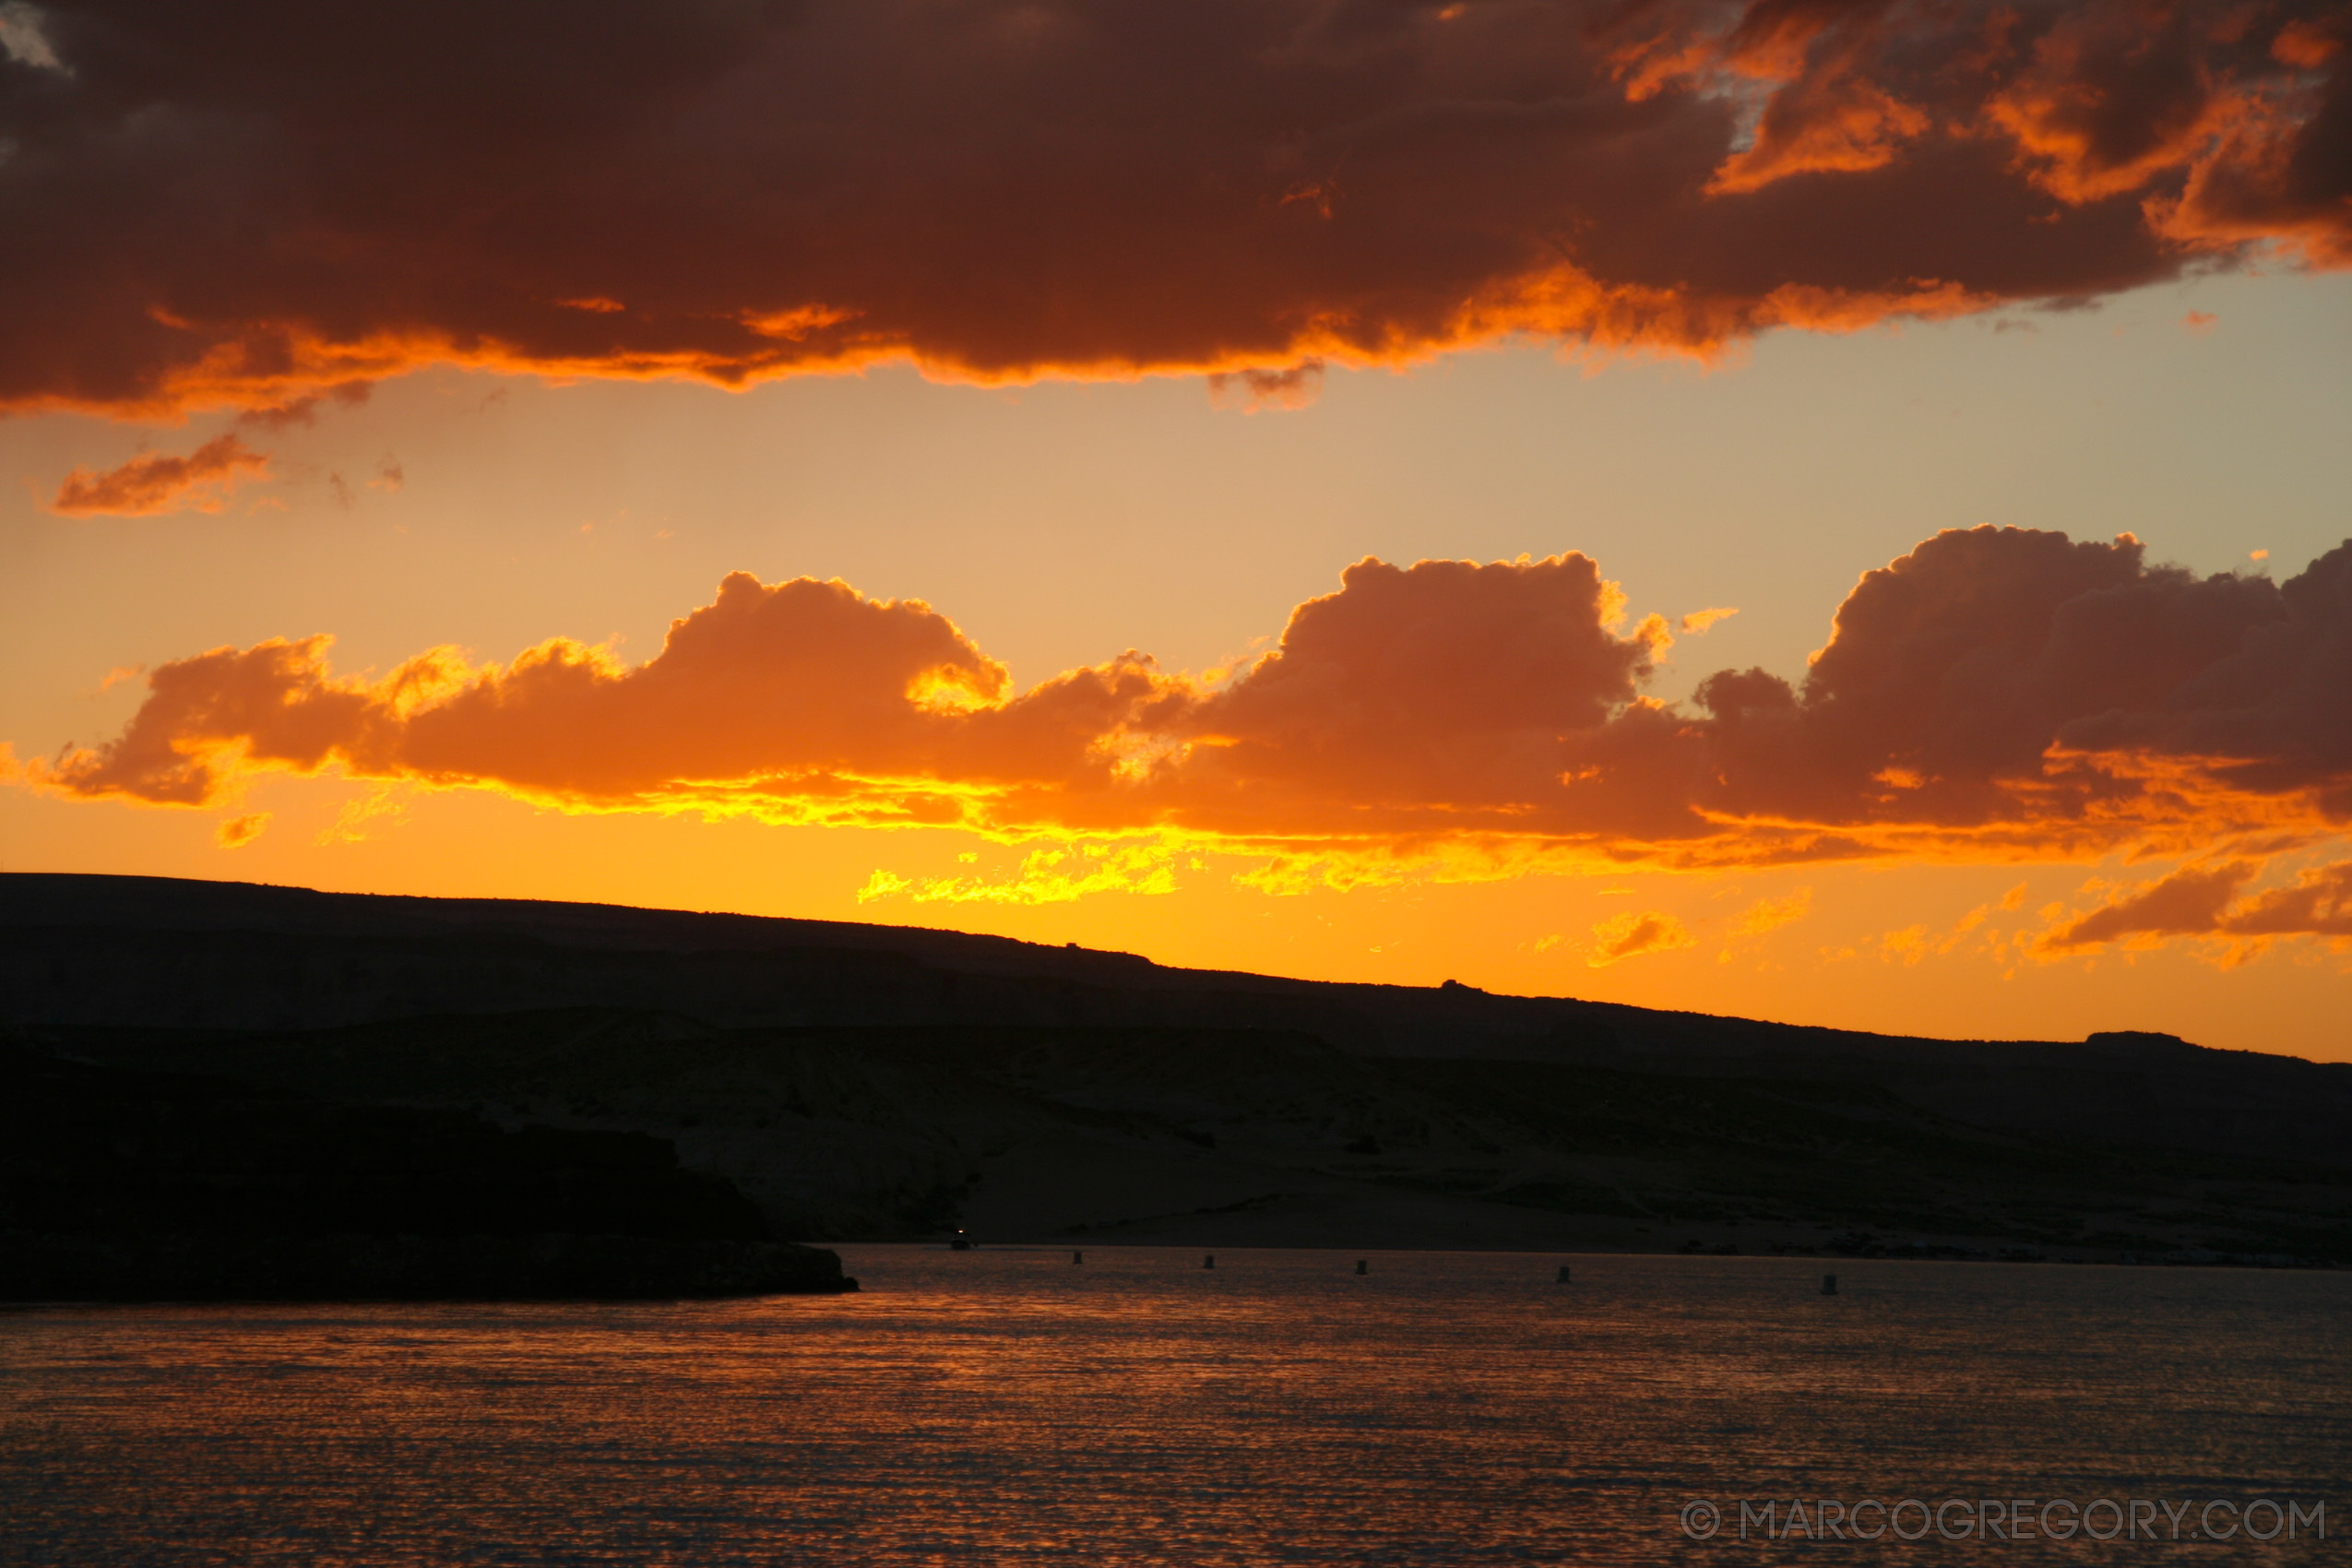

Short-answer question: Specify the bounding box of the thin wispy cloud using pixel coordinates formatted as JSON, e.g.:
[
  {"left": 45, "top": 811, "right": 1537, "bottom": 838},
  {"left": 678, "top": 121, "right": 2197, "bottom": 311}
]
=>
[{"left": 50, "top": 434, "right": 269, "bottom": 517}]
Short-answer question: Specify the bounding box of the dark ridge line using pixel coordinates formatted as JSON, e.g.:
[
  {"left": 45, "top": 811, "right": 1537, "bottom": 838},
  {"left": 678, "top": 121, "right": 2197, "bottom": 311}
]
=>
[{"left": 1, "top": 870, "right": 2115, "bottom": 1057}]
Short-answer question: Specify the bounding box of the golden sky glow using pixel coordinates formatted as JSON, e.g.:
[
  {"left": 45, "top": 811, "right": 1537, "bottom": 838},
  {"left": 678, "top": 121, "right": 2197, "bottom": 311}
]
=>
[{"left": 4, "top": 1, "right": 2351, "bottom": 1061}]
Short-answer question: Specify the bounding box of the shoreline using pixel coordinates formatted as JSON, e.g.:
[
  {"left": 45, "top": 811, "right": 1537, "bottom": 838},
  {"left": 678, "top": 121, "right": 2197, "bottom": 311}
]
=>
[{"left": 835, "top": 1236, "right": 2348, "bottom": 1270}]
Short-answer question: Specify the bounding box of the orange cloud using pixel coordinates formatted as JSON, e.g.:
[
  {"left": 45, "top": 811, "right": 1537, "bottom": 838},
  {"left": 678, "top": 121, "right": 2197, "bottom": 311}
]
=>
[
  {"left": 2039, "top": 856, "right": 2352, "bottom": 952},
  {"left": 1730, "top": 889, "right": 1812, "bottom": 937},
  {"left": 1140, "top": 554, "right": 1669, "bottom": 838},
  {"left": 1588, "top": 909, "right": 1696, "bottom": 967},
  {"left": 1988, "top": 5, "right": 2247, "bottom": 205},
  {"left": 1705, "top": 4, "right": 1932, "bottom": 196},
  {"left": 214, "top": 812, "right": 270, "bottom": 849},
  {"left": 2224, "top": 860, "right": 2352, "bottom": 935},
  {"left": 32, "top": 573, "right": 1181, "bottom": 829},
  {"left": 858, "top": 842, "right": 1185, "bottom": 907},
  {"left": 2, "top": 1, "right": 2345, "bottom": 417},
  {"left": 1979, "top": 2, "right": 2352, "bottom": 267},
  {"left": 50, "top": 434, "right": 269, "bottom": 517},
  {"left": 2040, "top": 860, "right": 2258, "bottom": 951},
  {"left": 26, "top": 529, "right": 2352, "bottom": 884},
  {"left": 2275, "top": 19, "right": 2344, "bottom": 69},
  {"left": 1656, "top": 525, "right": 2352, "bottom": 853}
]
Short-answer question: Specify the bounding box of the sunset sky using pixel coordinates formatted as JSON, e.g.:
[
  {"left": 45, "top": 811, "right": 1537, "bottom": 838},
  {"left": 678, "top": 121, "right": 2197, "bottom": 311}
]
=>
[{"left": 5, "top": 0, "right": 2350, "bottom": 1058}]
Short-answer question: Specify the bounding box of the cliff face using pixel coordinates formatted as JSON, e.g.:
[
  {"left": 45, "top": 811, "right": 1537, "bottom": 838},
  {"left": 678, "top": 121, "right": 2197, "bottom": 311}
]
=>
[{"left": 0, "top": 1050, "right": 856, "bottom": 1301}]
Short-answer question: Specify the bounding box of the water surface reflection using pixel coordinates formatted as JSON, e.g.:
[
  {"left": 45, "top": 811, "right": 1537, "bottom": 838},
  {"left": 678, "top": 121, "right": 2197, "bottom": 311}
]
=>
[{"left": 3, "top": 1248, "right": 2344, "bottom": 1563}]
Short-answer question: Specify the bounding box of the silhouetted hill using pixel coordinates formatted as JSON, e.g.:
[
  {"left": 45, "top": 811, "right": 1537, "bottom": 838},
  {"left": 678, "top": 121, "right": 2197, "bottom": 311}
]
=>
[{"left": 5, "top": 874, "right": 2347, "bottom": 1265}]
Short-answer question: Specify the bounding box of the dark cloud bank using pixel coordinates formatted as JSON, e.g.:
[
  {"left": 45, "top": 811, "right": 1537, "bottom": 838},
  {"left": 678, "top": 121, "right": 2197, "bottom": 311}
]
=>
[{"left": 2, "top": 0, "right": 2346, "bottom": 413}]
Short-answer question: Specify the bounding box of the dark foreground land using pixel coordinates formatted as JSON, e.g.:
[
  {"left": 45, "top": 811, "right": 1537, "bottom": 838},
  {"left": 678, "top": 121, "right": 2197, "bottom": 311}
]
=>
[
  {"left": 4, "top": 873, "right": 2349, "bottom": 1280},
  {"left": 0, "top": 1047, "right": 856, "bottom": 1300}
]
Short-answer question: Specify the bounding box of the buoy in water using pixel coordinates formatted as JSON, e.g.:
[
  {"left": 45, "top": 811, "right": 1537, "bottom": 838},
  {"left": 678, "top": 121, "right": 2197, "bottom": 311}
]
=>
[
  {"left": 1204, "top": 1253, "right": 1216, "bottom": 1269},
  {"left": 1557, "top": 1265, "right": 1573, "bottom": 1284},
  {"left": 1072, "top": 1250, "right": 1084, "bottom": 1265},
  {"left": 1822, "top": 1273, "right": 1838, "bottom": 1295},
  {"left": 1355, "top": 1258, "right": 1369, "bottom": 1275}
]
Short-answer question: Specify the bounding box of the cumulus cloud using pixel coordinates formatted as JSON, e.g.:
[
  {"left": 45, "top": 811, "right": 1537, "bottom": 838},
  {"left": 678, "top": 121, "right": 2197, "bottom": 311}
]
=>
[
  {"left": 0, "top": 1, "right": 2344, "bottom": 416},
  {"left": 1150, "top": 553, "right": 1671, "bottom": 837},
  {"left": 1641, "top": 525, "right": 2328, "bottom": 851},
  {"left": 50, "top": 434, "right": 268, "bottom": 516},
  {"left": 26, "top": 529, "right": 2352, "bottom": 884},
  {"left": 32, "top": 572, "right": 1182, "bottom": 828}
]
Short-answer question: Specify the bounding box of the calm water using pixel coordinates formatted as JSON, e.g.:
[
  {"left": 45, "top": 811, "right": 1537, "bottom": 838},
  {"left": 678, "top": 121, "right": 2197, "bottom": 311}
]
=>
[{"left": 1, "top": 1248, "right": 2345, "bottom": 1565}]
